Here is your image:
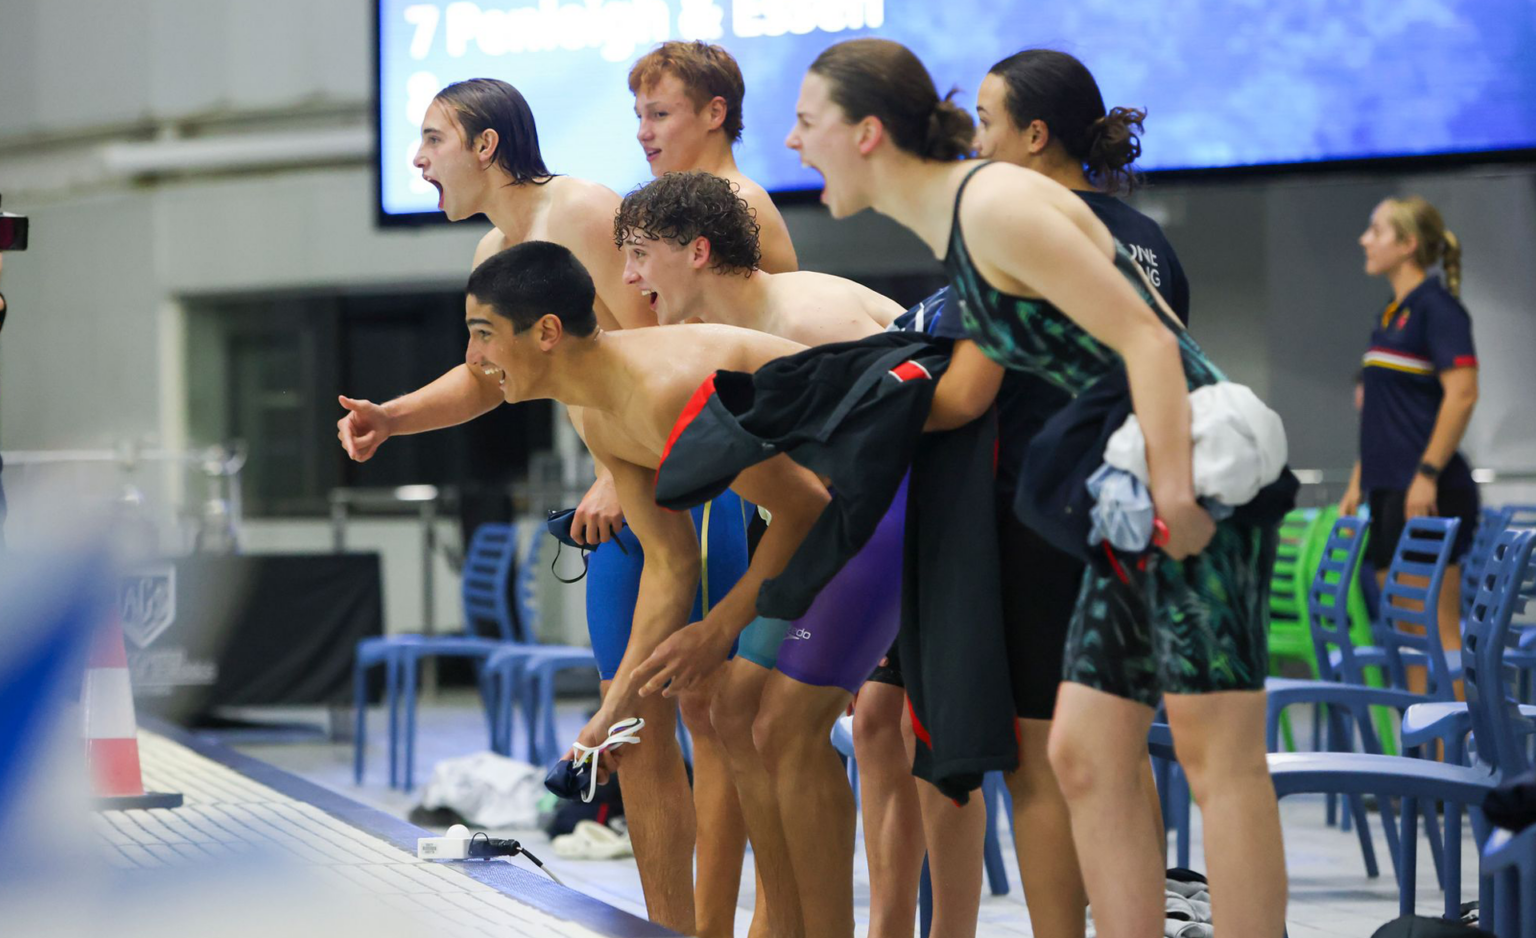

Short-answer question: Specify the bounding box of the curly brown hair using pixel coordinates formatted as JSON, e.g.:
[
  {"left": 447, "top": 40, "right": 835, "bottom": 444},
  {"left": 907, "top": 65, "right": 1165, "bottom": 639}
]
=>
[{"left": 613, "top": 171, "right": 761, "bottom": 276}]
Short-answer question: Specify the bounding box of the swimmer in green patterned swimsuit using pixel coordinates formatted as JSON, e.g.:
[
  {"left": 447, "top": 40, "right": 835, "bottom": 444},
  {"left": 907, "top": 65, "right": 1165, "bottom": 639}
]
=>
[{"left": 787, "top": 38, "right": 1286, "bottom": 938}]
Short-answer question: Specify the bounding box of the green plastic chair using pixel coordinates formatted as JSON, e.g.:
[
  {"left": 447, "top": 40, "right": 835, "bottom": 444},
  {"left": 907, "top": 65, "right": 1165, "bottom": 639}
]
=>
[
  {"left": 1311, "top": 505, "right": 1398, "bottom": 756},
  {"left": 1269, "top": 508, "right": 1322, "bottom": 750},
  {"left": 1268, "top": 507, "right": 1398, "bottom": 755}
]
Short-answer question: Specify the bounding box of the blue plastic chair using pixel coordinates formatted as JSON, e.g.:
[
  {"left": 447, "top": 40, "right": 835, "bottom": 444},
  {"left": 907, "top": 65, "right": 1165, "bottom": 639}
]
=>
[
  {"left": 1261, "top": 516, "right": 1391, "bottom": 875},
  {"left": 1482, "top": 825, "right": 1536, "bottom": 938},
  {"left": 1269, "top": 527, "right": 1536, "bottom": 921},
  {"left": 482, "top": 522, "right": 599, "bottom": 765},
  {"left": 1462, "top": 508, "right": 1509, "bottom": 622},
  {"left": 1266, "top": 517, "right": 1464, "bottom": 885},
  {"left": 832, "top": 715, "right": 858, "bottom": 795},
  {"left": 492, "top": 524, "right": 706, "bottom": 768},
  {"left": 353, "top": 521, "right": 537, "bottom": 790}
]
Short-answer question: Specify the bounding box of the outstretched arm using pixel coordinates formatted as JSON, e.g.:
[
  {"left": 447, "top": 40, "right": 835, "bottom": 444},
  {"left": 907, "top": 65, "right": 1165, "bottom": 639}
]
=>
[
  {"left": 338, "top": 229, "right": 518, "bottom": 461},
  {"left": 337, "top": 365, "right": 503, "bottom": 461}
]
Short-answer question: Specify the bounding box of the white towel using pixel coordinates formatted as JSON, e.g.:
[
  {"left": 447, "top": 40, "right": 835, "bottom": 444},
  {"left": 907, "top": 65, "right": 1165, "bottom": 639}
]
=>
[{"left": 1104, "top": 381, "right": 1288, "bottom": 507}]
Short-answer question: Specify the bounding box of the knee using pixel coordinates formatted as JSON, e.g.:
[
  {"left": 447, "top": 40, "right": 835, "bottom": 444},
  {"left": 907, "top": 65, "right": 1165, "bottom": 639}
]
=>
[
  {"left": 751, "top": 702, "right": 805, "bottom": 772},
  {"left": 1172, "top": 734, "right": 1268, "bottom": 805},
  {"left": 678, "top": 693, "right": 717, "bottom": 741},
  {"left": 1045, "top": 729, "right": 1096, "bottom": 801},
  {"left": 851, "top": 698, "right": 899, "bottom": 760},
  {"left": 1047, "top": 724, "right": 1142, "bottom": 802},
  {"left": 709, "top": 683, "right": 760, "bottom": 750}
]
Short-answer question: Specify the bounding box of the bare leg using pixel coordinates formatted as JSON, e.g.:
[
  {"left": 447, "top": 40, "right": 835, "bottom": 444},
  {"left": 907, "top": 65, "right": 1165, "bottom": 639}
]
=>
[
  {"left": 601, "top": 678, "right": 696, "bottom": 933},
  {"left": 713, "top": 658, "right": 804, "bottom": 938},
  {"left": 755, "top": 673, "right": 858, "bottom": 938},
  {"left": 746, "top": 867, "right": 770, "bottom": 938},
  {"left": 1165, "top": 690, "right": 1287, "bottom": 938},
  {"left": 916, "top": 776, "right": 985, "bottom": 938},
  {"left": 1048, "top": 683, "right": 1162, "bottom": 938},
  {"left": 1440, "top": 565, "right": 1464, "bottom": 700},
  {"left": 851, "top": 682, "right": 925, "bottom": 938},
  {"left": 1386, "top": 569, "right": 1462, "bottom": 699},
  {"left": 680, "top": 677, "right": 749, "bottom": 938},
  {"left": 1007, "top": 717, "right": 1088, "bottom": 937}
]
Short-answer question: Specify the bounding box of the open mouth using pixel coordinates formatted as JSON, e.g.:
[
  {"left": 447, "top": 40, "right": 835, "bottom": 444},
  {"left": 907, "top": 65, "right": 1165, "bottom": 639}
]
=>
[
  {"left": 644, "top": 148, "right": 661, "bottom": 163},
  {"left": 426, "top": 177, "right": 444, "bottom": 208},
  {"left": 641, "top": 289, "right": 659, "bottom": 313},
  {"left": 481, "top": 364, "right": 506, "bottom": 389}
]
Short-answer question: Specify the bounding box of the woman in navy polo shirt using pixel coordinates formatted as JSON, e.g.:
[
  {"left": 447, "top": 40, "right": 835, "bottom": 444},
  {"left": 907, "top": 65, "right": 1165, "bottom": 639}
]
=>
[{"left": 1339, "top": 195, "right": 1479, "bottom": 669}]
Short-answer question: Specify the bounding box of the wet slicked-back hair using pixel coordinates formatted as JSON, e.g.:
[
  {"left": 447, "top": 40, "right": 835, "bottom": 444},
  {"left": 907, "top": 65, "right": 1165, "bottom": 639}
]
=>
[
  {"left": 614, "top": 171, "right": 760, "bottom": 276},
  {"left": 466, "top": 241, "right": 597, "bottom": 336},
  {"left": 434, "top": 78, "right": 555, "bottom": 185}
]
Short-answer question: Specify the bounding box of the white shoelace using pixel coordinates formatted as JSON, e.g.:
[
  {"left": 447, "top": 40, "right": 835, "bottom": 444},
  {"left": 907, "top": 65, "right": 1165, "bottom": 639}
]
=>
[{"left": 569, "top": 717, "right": 645, "bottom": 803}]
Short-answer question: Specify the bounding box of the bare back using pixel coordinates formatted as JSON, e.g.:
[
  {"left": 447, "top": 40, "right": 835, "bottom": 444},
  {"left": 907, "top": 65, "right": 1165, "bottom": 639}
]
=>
[
  {"left": 758, "top": 271, "right": 901, "bottom": 346},
  {"left": 583, "top": 323, "right": 804, "bottom": 469}
]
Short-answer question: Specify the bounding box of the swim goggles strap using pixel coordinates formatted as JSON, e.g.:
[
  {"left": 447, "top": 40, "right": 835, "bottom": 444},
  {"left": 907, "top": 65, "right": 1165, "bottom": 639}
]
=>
[{"left": 569, "top": 717, "right": 646, "bottom": 803}]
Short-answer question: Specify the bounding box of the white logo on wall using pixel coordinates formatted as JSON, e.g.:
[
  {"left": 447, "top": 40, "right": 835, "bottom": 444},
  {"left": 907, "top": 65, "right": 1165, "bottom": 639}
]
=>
[
  {"left": 406, "top": 1, "right": 884, "bottom": 63},
  {"left": 120, "top": 566, "right": 177, "bottom": 649}
]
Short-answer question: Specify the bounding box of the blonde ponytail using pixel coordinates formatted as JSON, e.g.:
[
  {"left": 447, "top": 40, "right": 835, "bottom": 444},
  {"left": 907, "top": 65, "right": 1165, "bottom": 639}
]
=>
[{"left": 1442, "top": 229, "right": 1462, "bottom": 297}]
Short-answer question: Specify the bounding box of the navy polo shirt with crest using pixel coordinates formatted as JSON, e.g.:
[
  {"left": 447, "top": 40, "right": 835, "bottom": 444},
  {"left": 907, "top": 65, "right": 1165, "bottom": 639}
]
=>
[{"left": 1359, "top": 276, "right": 1477, "bottom": 492}]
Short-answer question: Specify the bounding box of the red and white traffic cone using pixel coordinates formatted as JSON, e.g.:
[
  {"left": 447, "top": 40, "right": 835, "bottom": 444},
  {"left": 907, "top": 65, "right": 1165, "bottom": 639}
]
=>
[{"left": 82, "top": 613, "right": 182, "bottom": 810}]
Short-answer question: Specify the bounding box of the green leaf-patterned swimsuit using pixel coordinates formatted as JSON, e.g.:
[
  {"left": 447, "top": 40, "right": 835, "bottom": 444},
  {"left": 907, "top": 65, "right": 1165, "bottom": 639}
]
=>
[{"left": 943, "top": 162, "right": 1275, "bottom": 706}]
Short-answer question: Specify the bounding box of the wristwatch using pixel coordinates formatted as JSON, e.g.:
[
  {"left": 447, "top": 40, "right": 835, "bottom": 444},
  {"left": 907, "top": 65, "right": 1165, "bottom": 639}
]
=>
[{"left": 1417, "top": 461, "right": 1441, "bottom": 481}]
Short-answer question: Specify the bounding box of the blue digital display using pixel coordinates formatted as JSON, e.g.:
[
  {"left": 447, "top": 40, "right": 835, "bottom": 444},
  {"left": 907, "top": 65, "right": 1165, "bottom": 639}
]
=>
[{"left": 377, "top": 0, "right": 1536, "bottom": 219}]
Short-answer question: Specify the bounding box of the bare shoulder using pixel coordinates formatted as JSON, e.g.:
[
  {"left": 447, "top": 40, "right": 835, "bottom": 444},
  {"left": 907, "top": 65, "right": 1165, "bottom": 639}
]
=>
[
  {"left": 673, "top": 322, "right": 804, "bottom": 374},
  {"left": 960, "top": 163, "right": 1111, "bottom": 261},
  {"left": 544, "top": 177, "right": 625, "bottom": 260},
  {"left": 550, "top": 175, "right": 621, "bottom": 217},
  {"left": 730, "top": 173, "right": 777, "bottom": 215},
  {"left": 772, "top": 272, "right": 899, "bottom": 333},
  {"left": 841, "top": 275, "right": 903, "bottom": 326},
  {"left": 471, "top": 226, "right": 508, "bottom": 269},
  {"left": 729, "top": 173, "right": 798, "bottom": 273},
  {"left": 964, "top": 164, "right": 1102, "bottom": 236},
  {"left": 544, "top": 177, "right": 620, "bottom": 244}
]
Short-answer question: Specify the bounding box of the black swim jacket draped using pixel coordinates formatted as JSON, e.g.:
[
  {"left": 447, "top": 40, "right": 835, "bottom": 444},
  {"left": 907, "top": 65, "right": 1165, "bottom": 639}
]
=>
[{"left": 654, "top": 331, "right": 1019, "bottom": 799}]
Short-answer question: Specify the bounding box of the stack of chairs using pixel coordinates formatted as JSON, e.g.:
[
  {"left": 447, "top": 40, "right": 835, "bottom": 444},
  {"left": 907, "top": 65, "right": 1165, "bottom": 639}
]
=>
[{"left": 353, "top": 521, "right": 595, "bottom": 789}]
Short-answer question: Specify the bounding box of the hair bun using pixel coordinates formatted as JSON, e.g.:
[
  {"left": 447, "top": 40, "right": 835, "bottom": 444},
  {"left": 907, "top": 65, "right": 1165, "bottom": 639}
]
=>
[
  {"left": 1084, "top": 106, "right": 1145, "bottom": 190},
  {"left": 923, "top": 94, "right": 976, "bottom": 161}
]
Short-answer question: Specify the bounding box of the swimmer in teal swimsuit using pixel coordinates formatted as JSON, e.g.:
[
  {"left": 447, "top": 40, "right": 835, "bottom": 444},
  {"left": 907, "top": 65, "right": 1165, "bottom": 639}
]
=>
[{"left": 785, "top": 39, "right": 1287, "bottom": 938}]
